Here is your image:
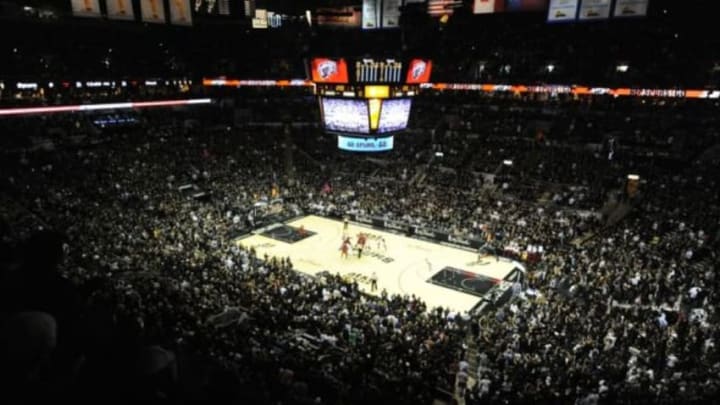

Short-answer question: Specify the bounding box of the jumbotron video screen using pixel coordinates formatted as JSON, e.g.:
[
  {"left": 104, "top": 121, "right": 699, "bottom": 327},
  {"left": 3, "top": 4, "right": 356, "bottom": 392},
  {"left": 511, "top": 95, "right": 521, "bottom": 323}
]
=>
[
  {"left": 320, "top": 97, "right": 412, "bottom": 135},
  {"left": 377, "top": 98, "right": 412, "bottom": 134},
  {"left": 310, "top": 57, "right": 429, "bottom": 152},
  {"left": 321, "top": 98, "right": 371, "bottom": 134}
]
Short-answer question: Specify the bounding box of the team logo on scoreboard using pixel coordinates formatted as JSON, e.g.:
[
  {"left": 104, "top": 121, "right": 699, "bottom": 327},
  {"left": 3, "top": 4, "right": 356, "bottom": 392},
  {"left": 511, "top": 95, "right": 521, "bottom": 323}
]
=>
[
  {"left": 411, "top": 61, "right": 427, "bottom": 80},
  {"left": 317, "top": 60, "right": 338, "bottom": 80},
  {"left": 312, "top": 58, "right": 348, "bottom": 83},
  {"left": 406, "top": 59, "right": 432, "bottom": 83}
]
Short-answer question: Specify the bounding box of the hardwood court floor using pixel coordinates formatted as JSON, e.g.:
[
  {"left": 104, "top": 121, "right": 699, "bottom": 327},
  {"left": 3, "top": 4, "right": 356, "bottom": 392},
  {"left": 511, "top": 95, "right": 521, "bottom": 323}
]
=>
[{"left": 236, "top": 215, "right": 518, "bottom": 313}]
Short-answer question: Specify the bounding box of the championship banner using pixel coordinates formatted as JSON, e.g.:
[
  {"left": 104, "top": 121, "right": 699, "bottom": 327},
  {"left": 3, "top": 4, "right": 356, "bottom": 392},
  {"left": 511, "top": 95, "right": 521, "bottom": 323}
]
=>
[
  {"left": 217, "top": 0, "right": 231, "bottom": 15},
  {"left": 252, "top": 9, "right": 268, "bottom": 29},
  {"left": 169, "top": 0, "right": 193, "bottom": 25},
  {"left": 106, "top": 0, "right": 135, "bottom": 20},
  {"left": 428, "top": 0, "right": 461, "bottom": 17},
  {"left": 473, "top": 0, "right": 500, "bottom": 14},
  {"left": 362, "top": 0, "right": 380, "bottom": 29},
  {"left": 194, "top": 0, "right": 230, "bottom": 15},
  {"left": 381, "top": 0, "right": 402, "bottom": 28},
  {"left": 613, "top": 0, "right": 648, "bottom": 17},
  {"left": 547, "top": 0, "right": 579, "bottom": 21},
  {"left": 315, "top": 6, "right": 362, "bottom": 28},
  {"left": 71, "top": 0, "right": 102, "bottom": 18},
  {"left": 140, "top": 0, "right": 166, "bottom": 24},
  {"left": 578, "top": 0, "right": 611, "bottom": 19}
]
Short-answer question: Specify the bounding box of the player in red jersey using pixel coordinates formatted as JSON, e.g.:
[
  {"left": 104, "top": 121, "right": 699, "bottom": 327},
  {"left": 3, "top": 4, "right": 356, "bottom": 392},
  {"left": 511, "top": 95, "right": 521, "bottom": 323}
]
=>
[
  {"left": 356, "top": 233, "right": 367, "bottom": 258},
  {"left": 340, "top": 239, "right": 350, "bottom": 259},
  {"left": 298, "top": 224, "right": 307, "bottom": 238}
]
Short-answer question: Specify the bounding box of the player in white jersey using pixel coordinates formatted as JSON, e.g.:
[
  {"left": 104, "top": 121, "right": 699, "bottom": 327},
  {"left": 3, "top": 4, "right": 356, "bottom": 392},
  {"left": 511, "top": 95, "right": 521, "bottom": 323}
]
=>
[
  {"left": 376, "top": 236, "right": 387, "bottom": 252},
  {"left": 342, "top": 217, "right": 349, "bottom": 238}
]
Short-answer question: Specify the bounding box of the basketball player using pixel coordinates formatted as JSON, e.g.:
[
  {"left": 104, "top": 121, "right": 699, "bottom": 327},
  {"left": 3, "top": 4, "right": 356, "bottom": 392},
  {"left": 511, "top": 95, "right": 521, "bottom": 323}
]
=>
[
  {"left": 340, "top": 239, "right": 350, "bottom": 259},
  {"left": 297, "top": 224, "right": 307, "bottom": 238},
  {"left": 376, "top": 236, "right": 387, "bottom": 252},
  {"left": 342, "top": 217, "right": 349, "bottom": 237},
  {"left": 477, "top": 244, "right": 485, "bottom": 265},
  {"left": 479, "top": 229, "right": 494, "bottom": 263},
  {"left": 480, "top": 241, "right": 499, "bottom": 263},
  {"left": 356, "top": 233, "right": 367, "bottom": 258}
]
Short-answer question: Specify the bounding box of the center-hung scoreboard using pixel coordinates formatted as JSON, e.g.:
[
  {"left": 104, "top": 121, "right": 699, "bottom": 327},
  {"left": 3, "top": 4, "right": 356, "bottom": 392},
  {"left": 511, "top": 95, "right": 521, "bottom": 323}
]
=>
[{"left": 308, "top": 57, "right": 432, "bottom": 152}]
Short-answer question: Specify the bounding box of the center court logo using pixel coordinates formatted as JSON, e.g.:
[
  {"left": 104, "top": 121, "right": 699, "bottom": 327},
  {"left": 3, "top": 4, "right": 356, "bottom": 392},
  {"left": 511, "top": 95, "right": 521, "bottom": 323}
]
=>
[{"left": 317, "top": 60, "right": 338, "bottom": 80}]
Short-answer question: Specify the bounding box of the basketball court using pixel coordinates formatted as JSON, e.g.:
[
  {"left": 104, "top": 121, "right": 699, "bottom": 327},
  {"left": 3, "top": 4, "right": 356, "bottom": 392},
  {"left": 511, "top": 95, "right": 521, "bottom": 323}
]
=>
[{"left": 235, "top": 215, "right": 521, "bottom": 313}]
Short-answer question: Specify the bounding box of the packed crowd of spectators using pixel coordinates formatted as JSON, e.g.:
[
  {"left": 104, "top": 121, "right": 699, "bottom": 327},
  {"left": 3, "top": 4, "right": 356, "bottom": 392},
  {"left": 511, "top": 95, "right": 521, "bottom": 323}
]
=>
[{"left": 1, "top": 89, "right": 719, "bottom": 404}]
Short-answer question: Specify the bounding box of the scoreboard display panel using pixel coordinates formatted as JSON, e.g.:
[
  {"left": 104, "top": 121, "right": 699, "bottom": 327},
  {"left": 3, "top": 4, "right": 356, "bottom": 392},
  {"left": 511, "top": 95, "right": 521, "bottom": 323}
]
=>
[
  {"left": 314, "top": 84, "right": 416, "bottom": 98},
  {"left": 320, "top": 97, "right": 412, "bottom": 135},
  {"left": 310, "top": 57, "right": 427, "bottom": 148},
  {"left": 338, "top": 135, "right": 394, "bottom": 152},
  {"left": 378, "top": 98, "right": 412, "bottom": 133},
  {"left": 321, "top": 98, "right": 370, "bottom": 134}
]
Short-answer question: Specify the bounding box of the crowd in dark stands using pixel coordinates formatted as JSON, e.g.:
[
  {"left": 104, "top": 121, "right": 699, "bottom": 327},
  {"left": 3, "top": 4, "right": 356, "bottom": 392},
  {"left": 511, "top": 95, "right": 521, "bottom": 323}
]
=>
[
  {"left": 1, "top": 86, "right": 718, "bottom": 405},
  {"left": 1, "top": 2, "right": 719, "bottom": 402}
]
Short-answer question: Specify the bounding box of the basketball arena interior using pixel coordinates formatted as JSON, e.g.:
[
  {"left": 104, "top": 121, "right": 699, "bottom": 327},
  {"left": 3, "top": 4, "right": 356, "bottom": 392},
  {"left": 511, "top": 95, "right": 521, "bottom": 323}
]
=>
[{"left": 1, "top": 1, "right": 719, "bottom": 404}]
